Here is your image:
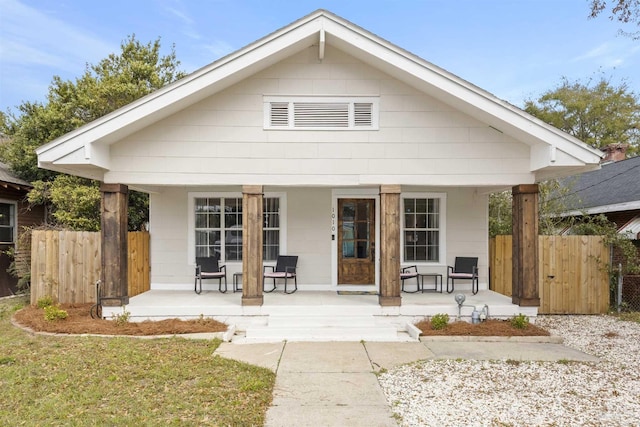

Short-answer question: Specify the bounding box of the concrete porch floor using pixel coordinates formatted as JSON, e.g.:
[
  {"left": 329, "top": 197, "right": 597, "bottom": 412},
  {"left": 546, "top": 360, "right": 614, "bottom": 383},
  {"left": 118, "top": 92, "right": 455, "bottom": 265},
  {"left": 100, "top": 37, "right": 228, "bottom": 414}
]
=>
[{"left": 103, "top": 289, "right": 536, "bottom": 342}]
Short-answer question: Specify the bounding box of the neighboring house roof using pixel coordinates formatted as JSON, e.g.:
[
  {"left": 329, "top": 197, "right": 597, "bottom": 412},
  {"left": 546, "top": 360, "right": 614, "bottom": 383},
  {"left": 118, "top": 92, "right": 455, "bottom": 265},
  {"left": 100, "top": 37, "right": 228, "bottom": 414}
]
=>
[
  {"left": 0, "top": 161, "right": 32, "bottom": 191},
  {"left": 563, "top": 156, "right": 640, "bottom": 215},
  {"left": 619, "top": 216, "right": 640, "bottom": 239},
  {"left": 35, "top": 9, "right": 602, "bottom": 185}
]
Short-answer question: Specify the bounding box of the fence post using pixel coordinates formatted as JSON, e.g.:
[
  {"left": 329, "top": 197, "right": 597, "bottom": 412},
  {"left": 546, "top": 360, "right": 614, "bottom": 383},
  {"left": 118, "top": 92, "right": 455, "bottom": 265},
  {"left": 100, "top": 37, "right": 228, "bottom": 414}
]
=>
[{"left": 617, "top": 263, "right": 623, "bottom": 313}]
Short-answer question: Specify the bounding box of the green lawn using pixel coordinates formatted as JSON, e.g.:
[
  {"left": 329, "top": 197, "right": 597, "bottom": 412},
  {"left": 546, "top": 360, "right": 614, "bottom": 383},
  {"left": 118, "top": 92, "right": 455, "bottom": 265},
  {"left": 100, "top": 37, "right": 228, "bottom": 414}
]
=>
[{"left": 0, "top": 296, "right": 275, "bottom": 426}]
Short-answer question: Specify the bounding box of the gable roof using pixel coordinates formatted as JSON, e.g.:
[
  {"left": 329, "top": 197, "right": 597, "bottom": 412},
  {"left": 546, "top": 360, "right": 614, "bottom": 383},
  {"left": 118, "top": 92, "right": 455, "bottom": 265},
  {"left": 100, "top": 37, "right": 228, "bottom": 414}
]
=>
[
  {"left": 36, "top": 9, "right": 602, "bottom": 182},
  {"left": 0, "top": 161, "right": 32, "bottom": 191},
  {"left": 563, "top": 156, "right": 640, "bottom": 215}
]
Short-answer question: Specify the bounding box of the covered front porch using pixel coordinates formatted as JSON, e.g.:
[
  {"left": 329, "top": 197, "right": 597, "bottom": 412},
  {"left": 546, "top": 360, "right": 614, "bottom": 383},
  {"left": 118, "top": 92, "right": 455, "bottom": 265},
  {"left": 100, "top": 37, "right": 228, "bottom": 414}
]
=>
[{"left": 103, "top": 289, "right": 535, "bottom": 342}]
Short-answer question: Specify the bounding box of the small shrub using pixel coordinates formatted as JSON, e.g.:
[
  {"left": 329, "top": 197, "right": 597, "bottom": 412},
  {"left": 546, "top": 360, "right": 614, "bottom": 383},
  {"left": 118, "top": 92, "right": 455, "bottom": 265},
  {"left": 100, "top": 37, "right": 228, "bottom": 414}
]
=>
[
  {"left": 36, "top": 295, "right": 55, "bottom": 309},
  {"left": 43, "top": 305, "right": 68, "bottom": 321},
  {"left": 510, "top": 313, "right": 529, "bottom": 329},
  {"left": 111, "top": 309, "right": 131, "bottom": 326},
  {"left": 430, "top": 313, "right": 450, "bottom": 330}
]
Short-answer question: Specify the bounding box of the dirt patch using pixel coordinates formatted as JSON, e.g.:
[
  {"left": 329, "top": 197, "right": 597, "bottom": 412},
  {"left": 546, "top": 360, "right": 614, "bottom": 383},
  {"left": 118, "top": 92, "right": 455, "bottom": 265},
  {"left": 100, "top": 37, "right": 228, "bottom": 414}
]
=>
[
  {"left": 13, "top": 303, "right": 227, "bottom": 336},
  {"left": 415, "top": 319, "right": 550, "bottom": 336}
]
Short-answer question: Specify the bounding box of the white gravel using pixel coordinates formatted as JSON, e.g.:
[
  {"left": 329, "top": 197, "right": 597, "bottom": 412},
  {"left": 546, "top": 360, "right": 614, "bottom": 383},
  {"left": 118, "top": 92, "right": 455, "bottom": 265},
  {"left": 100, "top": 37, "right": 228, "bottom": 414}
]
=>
[{"left": 378, "top": 315, "right": 640, "bottom": 426}]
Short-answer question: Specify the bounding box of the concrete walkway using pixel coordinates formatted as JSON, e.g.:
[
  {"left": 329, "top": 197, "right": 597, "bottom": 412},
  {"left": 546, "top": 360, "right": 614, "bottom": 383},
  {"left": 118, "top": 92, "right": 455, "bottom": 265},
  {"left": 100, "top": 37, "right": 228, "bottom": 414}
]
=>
[{"left": 213, "top": 339, "right": 599, "bottom": 427}]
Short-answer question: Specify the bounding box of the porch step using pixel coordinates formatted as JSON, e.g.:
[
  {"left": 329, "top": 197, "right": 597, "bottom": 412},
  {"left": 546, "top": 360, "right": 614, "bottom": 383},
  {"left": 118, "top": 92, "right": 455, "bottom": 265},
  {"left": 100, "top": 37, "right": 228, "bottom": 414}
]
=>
[
  {"left": 242, "top": 313, "right": 405, "bottom": 342},
  {"left": 266, "top": 314, "right": 377, "bottom": 328}
]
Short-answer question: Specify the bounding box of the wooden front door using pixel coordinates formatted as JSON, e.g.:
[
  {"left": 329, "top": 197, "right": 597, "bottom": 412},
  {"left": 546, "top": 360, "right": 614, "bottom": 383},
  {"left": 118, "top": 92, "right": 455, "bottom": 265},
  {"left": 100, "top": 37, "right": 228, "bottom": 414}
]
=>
[{"left": 338, "top": 198, "right": 375, "bottom": 285}]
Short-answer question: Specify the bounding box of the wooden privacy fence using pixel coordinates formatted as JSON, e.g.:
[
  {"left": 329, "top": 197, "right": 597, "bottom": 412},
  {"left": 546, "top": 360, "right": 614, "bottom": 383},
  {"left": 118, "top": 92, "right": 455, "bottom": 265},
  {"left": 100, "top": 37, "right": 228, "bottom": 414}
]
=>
[
  {"left": 30, "top": 230, "right": 150, "bottom": 305},
  {"left": 490, "top": 235, "right": 610, "bottom": 314}
]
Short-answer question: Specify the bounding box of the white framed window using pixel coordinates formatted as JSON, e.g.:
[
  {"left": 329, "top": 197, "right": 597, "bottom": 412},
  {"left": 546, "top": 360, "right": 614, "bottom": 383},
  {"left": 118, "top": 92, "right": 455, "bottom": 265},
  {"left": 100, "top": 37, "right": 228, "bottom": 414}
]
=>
[
  {"left": 401, "top": 193, "right": 446, "bottom": 263},
  {"left": 264, "top": 96, "right": 379, "bottom": 130},
  {"left": 189, "top": 192, "right": 286, "bottom": 263},
  {"left": 0, "top": 202, "right": 16, "bottom": 244}
]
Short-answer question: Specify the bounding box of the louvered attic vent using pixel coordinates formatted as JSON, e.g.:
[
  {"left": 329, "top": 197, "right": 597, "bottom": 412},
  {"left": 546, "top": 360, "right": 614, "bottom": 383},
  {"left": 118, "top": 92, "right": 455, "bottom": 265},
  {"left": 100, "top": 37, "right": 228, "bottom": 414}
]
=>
[{"left": 264, "top": 96, "right": 378, "bottom": 130}]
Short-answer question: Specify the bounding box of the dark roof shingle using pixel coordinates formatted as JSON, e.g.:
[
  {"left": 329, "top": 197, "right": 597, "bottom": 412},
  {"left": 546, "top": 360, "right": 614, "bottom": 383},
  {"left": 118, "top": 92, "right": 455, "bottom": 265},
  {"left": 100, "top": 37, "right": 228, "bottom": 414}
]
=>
[{"left": 563, "top": 156, "right": 640, "bottom": 210}]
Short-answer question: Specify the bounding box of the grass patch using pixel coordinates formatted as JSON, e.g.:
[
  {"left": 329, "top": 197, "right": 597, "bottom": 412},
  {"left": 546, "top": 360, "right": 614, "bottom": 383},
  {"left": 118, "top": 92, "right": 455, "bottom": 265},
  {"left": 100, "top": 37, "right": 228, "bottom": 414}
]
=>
[
  {"left": 613, "top": 311, "right": 640, "bottom": 324},
  {"left": 0, "top": 296, "right": 275, "bottom": 426}
]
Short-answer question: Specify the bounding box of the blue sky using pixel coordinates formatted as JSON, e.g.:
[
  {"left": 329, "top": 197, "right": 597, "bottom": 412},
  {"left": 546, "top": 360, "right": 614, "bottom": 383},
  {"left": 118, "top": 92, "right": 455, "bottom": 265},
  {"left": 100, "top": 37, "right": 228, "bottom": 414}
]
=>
[{"left": 1, "top": 0, "right": 639, "bottom": 113}]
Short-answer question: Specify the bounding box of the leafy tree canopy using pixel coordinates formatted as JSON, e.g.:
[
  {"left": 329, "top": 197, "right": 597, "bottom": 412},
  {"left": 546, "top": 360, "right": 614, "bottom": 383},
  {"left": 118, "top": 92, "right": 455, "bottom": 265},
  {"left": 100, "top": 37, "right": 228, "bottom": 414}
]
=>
[
  {"left": 0, "top": 35, "right": 184, "bottom": 230},
  {"left": 523, "top": 77, "right": 640, "bottom": 157},
  {"left": 589, "top": 0, "right": 640, "bottom": 39}
]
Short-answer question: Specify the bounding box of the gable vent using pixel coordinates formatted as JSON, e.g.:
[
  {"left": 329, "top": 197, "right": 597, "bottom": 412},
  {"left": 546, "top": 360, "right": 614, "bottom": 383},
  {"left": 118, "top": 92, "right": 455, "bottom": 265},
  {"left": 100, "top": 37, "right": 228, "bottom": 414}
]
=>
[
  {"left": 294, "top": 102, "right": 349, "bottom": 127},
  {"left": 354, "top": 103, "right": 373, "bottom": 127},
  {"left": 269, "top": 102, "right": 289, "bottom": 127},
  {"left": 264, "top": 96, "right": 378, "bottom": 130}
]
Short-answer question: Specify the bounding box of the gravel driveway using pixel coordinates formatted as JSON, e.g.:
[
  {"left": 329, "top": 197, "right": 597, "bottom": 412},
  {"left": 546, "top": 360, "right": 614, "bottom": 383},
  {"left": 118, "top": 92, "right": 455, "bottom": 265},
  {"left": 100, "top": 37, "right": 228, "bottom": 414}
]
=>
[{"left": 378, "top": 315, "right": 640, "bottom": 426}]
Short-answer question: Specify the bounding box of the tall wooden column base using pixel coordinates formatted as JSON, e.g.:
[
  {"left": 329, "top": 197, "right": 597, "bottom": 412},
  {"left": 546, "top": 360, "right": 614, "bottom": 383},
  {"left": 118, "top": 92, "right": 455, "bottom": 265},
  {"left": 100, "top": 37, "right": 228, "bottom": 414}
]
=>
[
  {"left": 512, "top": 184, "right": 540, "bottom": 307},
  {"left": 242, "top": 185, "right": 264, "bottom": 307},
  {"left": 379, "top": 185, "right": 401, "bottom": 307},
  {"left": 100, "top": 183, "right": 129, "bottom": 306}
]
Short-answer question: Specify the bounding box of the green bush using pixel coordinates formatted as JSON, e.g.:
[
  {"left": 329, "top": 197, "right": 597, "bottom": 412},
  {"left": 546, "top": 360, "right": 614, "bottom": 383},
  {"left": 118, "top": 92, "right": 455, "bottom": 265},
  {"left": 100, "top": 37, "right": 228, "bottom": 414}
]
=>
[
  {"left": 44, "top": 305, "right": 68, "bottom": 321},
  {"left": 510, "top": 313, "right": 529, "bottom": 329},
  {"left": 111, "top": 310, "right": 131, "bottom": 326},
  {"left": 430, "top": 313, "right": 450, "bottom": 330},
  {"left": 36, "top": 296, "right": 55, "bottom": 309}
]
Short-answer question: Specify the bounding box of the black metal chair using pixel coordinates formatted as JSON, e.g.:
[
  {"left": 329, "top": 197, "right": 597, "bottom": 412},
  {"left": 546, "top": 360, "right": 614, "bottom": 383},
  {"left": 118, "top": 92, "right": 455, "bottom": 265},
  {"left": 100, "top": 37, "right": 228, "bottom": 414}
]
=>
[
  {"left": 263, "top": 255, "right": 298, "bottom": 294},
  {"left": 401, "top": 265, "right": 420, "bottom": 293},
  {"left": 195, "top": 255, "right": 227, "bottom": 294},
  {"left": 447, "top": 257, "right": 479, "bottom": 294}
]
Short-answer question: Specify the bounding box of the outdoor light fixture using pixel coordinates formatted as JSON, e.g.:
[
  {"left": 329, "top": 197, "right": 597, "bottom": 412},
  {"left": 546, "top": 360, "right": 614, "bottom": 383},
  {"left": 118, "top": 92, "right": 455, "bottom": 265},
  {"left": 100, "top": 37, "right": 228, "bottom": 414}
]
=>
[{"left": 455, "top": 293, "right": 466, "bottom": 320}]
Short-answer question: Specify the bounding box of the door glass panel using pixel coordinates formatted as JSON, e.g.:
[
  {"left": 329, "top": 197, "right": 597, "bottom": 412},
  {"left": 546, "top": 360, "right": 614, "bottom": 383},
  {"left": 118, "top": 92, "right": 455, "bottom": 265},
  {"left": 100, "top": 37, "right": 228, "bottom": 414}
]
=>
[
  {"left": 342, "top": 203, "right": 355, "bottom": 221},
  {"left": 356, "top": 222, "right": 369, "bottom": 240},
  {"left": 356, "top": 241, "right": 368, "bottom": 258},
  {"left": 356, "top": 201, "right": 368, "bottom": 220},
  {"left": 341, "top": 199, "right": 373, "bottom": 260}
]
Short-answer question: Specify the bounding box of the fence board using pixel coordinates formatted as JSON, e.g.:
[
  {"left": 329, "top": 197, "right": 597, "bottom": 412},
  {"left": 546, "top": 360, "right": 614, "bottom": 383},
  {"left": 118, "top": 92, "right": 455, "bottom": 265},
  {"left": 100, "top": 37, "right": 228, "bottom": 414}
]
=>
[
  {"left": 30, "top": 230, "right": 150, "bottom": 304},
  {"left": 490, "top": 235, "right": 610, "bottom": 314},
  {"left": 128, "top": 232, "right": 150, "bottom": 297}
]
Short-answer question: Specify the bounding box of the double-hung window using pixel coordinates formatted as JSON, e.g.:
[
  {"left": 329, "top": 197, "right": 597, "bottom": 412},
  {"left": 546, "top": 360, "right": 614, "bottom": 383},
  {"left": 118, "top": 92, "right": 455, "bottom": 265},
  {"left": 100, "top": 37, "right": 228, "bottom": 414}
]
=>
[
  {"left": 0, "top": 202, "right": 16, "bottom": 244},
  {"left": 402, "top": 194, "right": 445, "bottom": 263},
  {"left": 193, "top": 194, "right": 282, "bottom": 262}
]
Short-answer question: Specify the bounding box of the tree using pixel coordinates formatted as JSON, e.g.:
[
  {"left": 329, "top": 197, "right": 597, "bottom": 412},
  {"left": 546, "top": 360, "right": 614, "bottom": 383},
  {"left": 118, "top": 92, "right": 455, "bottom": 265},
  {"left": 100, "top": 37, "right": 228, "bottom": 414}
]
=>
[
  {"left": 589, "top": 0, "right": 640, "bottom": 39},
  {"left": 1, "top": 35, "right": 184, "bottom": 231},
  {"left": 490, "top": 76, "right": 640, "bottom": 237},
  {"left": 523, "top": 77, "right": 640, "bottom": 157}
]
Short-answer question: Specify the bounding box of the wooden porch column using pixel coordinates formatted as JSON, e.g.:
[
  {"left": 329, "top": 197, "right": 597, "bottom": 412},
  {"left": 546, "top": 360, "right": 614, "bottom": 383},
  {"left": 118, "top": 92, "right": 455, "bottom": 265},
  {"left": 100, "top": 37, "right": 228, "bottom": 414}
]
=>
[
  {"left": 512, "top": 184, "right": 540, "bottom": 306},
  {"left": 379, "top": 185, "right": 401, "bottom": 306},
  {"left": 100, "top": 183, "right": 129, "bottom": 306},
  {"left": 242, "top": 185, "right": 264, "bottom": 306}
]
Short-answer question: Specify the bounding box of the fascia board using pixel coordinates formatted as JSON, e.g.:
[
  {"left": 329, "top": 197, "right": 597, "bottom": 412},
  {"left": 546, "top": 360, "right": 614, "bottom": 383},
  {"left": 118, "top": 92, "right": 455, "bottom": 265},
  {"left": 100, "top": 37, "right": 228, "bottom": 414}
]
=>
[
  {"left": 565, "top": 201, "right": 640, "bottom": 216},
  {"left": 37, "top": 161, "right": 105, "bottom": 181}
]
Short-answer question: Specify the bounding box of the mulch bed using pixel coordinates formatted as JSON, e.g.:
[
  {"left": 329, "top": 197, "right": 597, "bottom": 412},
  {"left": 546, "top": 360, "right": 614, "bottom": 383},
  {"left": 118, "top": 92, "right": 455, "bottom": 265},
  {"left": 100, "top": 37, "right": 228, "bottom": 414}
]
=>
[
  {"left": 415, "top": 319, "right": 550, "bottom": 336},
  {"left": 12, "top": 303, "right": 228, "bottom": 336},
  {"left": 13, "top": 303, "right": 549, "bottom": 338}
]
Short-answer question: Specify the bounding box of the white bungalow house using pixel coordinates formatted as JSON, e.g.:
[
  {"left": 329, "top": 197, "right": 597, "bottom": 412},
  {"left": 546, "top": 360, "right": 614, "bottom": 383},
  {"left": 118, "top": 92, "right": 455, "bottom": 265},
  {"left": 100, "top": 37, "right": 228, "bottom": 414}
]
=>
[{"left": 36, "top": 10, "right": 601, "bottom": 339}]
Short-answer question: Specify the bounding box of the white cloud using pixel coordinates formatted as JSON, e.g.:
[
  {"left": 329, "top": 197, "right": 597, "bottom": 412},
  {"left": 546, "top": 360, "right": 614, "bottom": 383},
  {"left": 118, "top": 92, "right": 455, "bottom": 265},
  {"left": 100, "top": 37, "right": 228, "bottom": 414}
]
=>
[
  {"left": 0, "top": 0, "right": 115, "bottom": 73},
  {"left": 571, "top": 41, "right": 640, "bottom": 68},
  {"left": 572, "top": 43, "right": 611, "bottom": 62},
  {"left": 201, "top": 40, "right": 235, "bottom": 58},
  {"left": 161, "top": 0, "right": 202, "bottom": 40}
]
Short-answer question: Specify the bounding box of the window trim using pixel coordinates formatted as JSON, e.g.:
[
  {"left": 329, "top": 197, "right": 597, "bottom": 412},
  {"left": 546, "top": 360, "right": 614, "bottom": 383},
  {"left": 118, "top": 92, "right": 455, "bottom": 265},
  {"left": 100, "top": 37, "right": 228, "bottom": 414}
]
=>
[
  {"left": 400, "top": 192, "right": 446, "bottom": 265},
  {"left": 263, "top": 95, "right": 379, "bottom": 130},
  {"left": 0, "top": 200, "right": 16, "bottom": 245},
  {"left": 188, "top": 192, "right": 287, "bottom": 264}
]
